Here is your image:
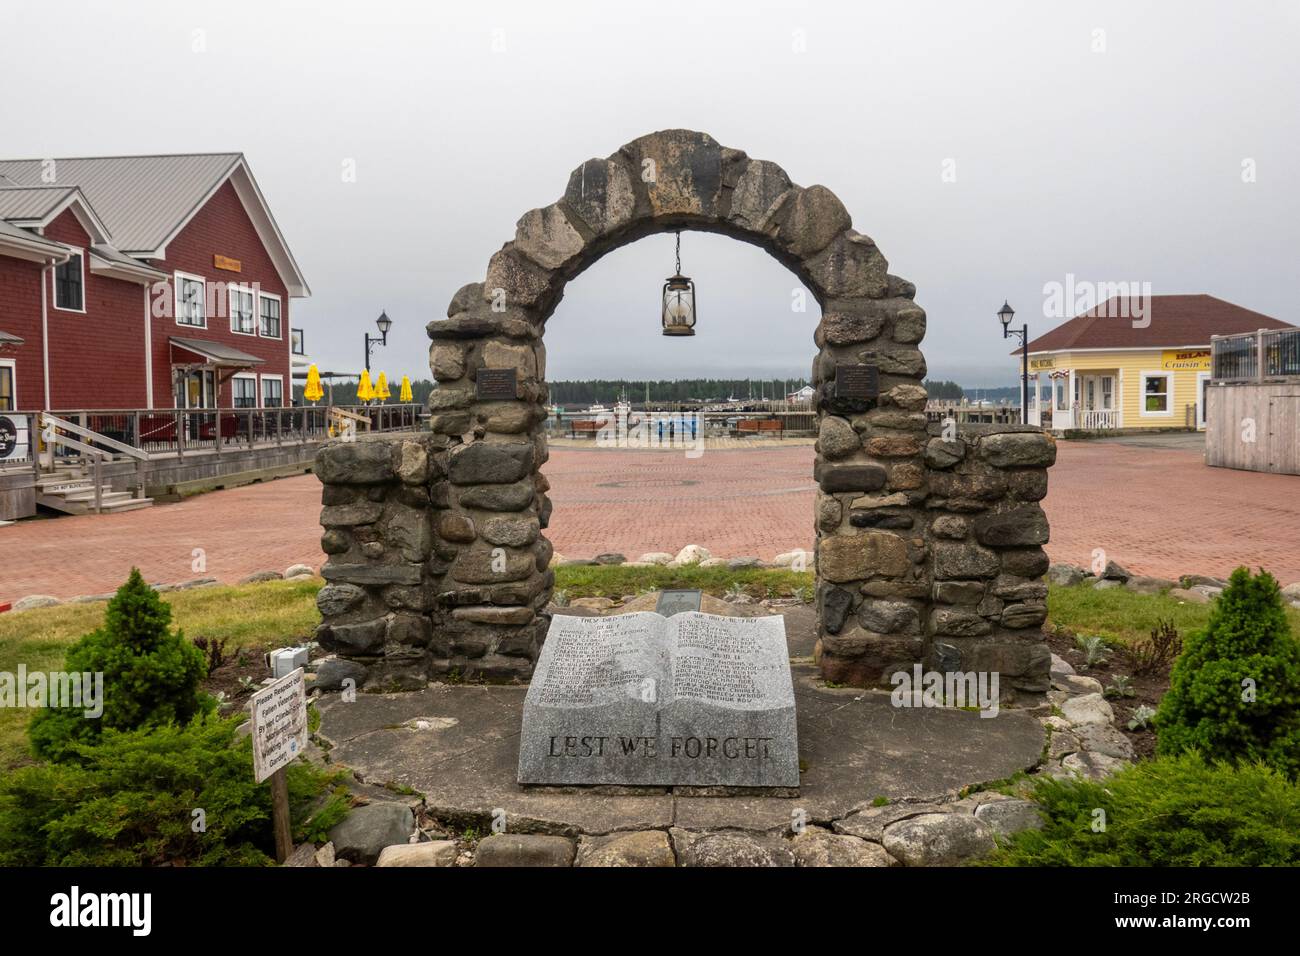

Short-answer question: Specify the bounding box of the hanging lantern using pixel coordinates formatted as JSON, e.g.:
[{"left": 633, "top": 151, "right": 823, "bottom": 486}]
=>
[{"left": 661, "top": 231, "right": 696, "bottom": 337}]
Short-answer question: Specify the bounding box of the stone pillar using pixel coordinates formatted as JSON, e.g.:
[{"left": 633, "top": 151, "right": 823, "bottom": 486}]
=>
[
  {"left": 816, "top": 419, "right": 1054, "bottom": 695},
  {"left": 314, "top": 434, "right": 441, "bottom": 691},
  {"left": 922, "top": 424, "right": 1055, "bottom": 694},
  {"left": 811, "top": 283, "right": 935, "bottom": 687},
  {"left": 423, "top": 291, "right": 554, "bottom": 682}
]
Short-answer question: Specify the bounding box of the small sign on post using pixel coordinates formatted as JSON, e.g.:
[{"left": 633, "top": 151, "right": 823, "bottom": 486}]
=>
[{"left": 250, "top": 667, "right": 308, "bottom": 863}]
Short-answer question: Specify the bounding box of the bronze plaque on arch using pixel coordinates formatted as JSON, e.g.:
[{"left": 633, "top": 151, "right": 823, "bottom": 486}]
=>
[
  {"left": 834, "top": 363, "right": 879, "bottom": 400},
  {"left": 476, "top": 368, "right": 518, "bottom": 400}
]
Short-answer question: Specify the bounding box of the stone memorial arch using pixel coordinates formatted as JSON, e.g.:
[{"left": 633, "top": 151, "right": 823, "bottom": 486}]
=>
[{"left": 314, "top": 129, "right": 1054, "bottom": 695}]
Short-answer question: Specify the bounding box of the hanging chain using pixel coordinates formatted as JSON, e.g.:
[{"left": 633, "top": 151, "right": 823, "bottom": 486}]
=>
[{"left": 675, "top": 231, "right": 681, "bottom": 275}]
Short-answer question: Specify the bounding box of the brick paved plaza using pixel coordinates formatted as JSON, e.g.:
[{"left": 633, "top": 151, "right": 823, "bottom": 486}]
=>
[{"left": 1, "top": 439, "right": 1298, "bottom": 601}]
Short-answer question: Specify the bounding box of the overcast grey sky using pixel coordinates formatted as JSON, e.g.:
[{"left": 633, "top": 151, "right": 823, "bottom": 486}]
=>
[{"left": 3, "top": 0, "right": 1297, "bottom": 387}]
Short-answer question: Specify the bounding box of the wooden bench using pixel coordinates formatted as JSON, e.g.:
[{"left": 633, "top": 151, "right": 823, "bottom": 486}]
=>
[
  {"left": 568, "top": 419, "right": 602, "bottom": 438},
  {"left": 138, "top": 415, "right": 178, "bottom": 445},
  {"left": 734, "top": 418, "right": 783, "bottom": 439}
]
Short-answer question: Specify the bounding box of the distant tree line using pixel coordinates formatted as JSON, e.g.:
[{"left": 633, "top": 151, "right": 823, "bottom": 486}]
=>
[
  {"left": 294, "top": 376, "right": 1018, "bottom": 407},
  {"left": 293, "top": 378, "right": 808, "bottom": 406},
  {"left": 963, "top": 386, "right": 1022, "bottom": 403},
  {"left": 923, "top": 379, "right": 965, "bottom": 400},
  {"left": 922, "top": 380, "right": 1022, "bottom": 403},
  {"left": 545, "top": 379, "right": 811, "bottom": 404}
]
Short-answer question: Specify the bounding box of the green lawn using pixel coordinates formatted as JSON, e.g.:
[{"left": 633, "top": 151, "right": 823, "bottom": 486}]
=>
[
  {"left": 0, "top": 578, "right": 322, "bottom": 769},
  {"left": 553, "top": 564, "right": 813, "bottom": 600},
  {"left": 1047, "top": 581, "right": 1300, "bottom": 646},
  {"left": 2, "top": 567, "right": 1295, "bottom": 770}
]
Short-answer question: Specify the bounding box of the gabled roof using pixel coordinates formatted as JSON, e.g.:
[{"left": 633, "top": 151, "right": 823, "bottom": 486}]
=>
[
  {"left": 0, "top": 184, "right": 111, "bottom": 243},
  {"left": 0, "top": 154, "right": 241, "bottom": 253},
  {"left": 0, "top": 185, "right": 80, "bottom": 221},
  {"left": 0, "top": 154, "right": 309, "bottom": 296},
  {"left": 1018, "top": 295, "right": 1292, "bottom": 354},
  {"left": 0, "top": 217, "right": 70, "bottom": 263}
]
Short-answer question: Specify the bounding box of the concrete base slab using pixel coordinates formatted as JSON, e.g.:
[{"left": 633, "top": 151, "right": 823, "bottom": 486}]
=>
[{"left": 317, "top": 660, "right": 1045, "bottom": 836}]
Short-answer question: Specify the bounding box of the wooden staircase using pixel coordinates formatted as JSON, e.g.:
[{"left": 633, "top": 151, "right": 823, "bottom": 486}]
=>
[
  {"left": 35, "top": 413, "right": 154, "bottom": 516},
  {"left": 36, "top": 464, "right": 153, "bottom": 515}
]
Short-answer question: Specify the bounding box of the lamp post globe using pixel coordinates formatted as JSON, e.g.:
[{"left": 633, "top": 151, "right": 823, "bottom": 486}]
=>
[
  {"left": 364, "top": 310, "right": 394, "bottom": 371},
  {"left": 995, "top": 301, "right": 1030, "bottom": 426},
  {"left": 997, "top": 300, "right": 1015, "bottom": 332}
]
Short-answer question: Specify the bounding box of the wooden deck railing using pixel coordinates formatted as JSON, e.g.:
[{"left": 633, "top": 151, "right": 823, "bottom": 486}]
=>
[
  {"left": 4, "top": 404, "right": 422, "bottom": 463},
  {"left": 1212, "top": 327, "right": 1300, "bottom": 381}
]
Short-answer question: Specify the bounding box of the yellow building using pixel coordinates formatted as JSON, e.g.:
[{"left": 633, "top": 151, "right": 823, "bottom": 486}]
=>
[{"left": 1017, "top": 295, "right": 1291, "bottom": 433}]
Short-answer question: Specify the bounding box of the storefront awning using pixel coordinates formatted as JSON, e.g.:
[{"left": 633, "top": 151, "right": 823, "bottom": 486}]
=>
[{"left": 170, "top": 336, "right": 265, "bottom": 368}]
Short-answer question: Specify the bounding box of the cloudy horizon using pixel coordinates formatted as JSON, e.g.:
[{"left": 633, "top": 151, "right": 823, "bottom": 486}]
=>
[{"left": 2, "top": 0, "right": 1296, "bottom": 390}]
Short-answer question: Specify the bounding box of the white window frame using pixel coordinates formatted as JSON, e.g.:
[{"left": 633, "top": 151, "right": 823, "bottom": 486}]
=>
[
  {"left": 174, "top": 271, "right": 207, "bottom": 329},
  {"left": 260, "top": 373, "right": 284, "bottom": 408},
  {"left": 258, "top": 291, "right": 282, "bottom": 339},
  {"left": 0, "top": 357, "right": 16, "bottom": 411},
  {"left": 1139, "top": 370, "right": 1174, "bottom": 417},
  {"left": 232, "top": 372, "right": 259, "bottom": 409},
  {"left": 229, "top": 284, "right": 257, "bottom": 336},
  {"left": 53, "top": 247, "right": 87, "bottom": 313}
]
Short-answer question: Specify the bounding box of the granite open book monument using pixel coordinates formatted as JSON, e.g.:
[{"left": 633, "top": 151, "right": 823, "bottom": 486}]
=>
[{"left": 517, "top": 611, "right": 799, "bottom": 787}]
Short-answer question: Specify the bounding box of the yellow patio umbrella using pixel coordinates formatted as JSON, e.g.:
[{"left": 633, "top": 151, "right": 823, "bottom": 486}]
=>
[
  {"left": 399, "top": 375, "right": 413, "bottom": 402},
  {"left": 303, "top": 364, "right": 324, "bottom": 404},
  {"left": 375, "top": 371, "right": 391, "bottom": 402},
  {"left": 356, "top": 369, "right": 375, "bottom": 403}
]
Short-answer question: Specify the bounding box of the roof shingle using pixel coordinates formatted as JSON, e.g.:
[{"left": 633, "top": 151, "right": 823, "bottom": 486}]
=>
[{"left": 1019, "top": 295, "right": 1293, "bottom": 354}]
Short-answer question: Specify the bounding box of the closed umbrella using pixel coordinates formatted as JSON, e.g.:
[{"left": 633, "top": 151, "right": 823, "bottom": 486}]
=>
[
  {"left": 357, "top": 370, "right": 374, "bottom": 403},
  {"left": 303, "top": 364, "right": 324, "bottom": 404},
  {"left": 399, "top": 375, "right": 413, "bottom": 402},
  {"left": 375, "top": 371, "right": 391, "bottom": 403}
]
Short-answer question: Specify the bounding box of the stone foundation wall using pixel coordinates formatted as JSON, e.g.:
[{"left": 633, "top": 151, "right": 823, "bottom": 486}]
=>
[{"left": 815, "top": 422, "right": 1055, "bottom": 693}]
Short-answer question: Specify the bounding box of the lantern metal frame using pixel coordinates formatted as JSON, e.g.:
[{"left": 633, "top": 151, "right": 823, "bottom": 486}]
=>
[{"left": 661, "top": 232, "right": 697, "bottom": 337}]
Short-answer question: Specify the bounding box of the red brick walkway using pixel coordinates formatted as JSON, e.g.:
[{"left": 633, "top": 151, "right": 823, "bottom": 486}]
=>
[
  {"left": 2, "top": 441, "right": 1298, "bottom": 601},
  {"left": 0, "top": 478, "right": 324, "bottom": 602}
]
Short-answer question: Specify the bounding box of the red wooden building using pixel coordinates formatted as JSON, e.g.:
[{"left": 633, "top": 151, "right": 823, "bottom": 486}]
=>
[{"left": 0, "top": 154, "right": 310, "bottom": 415}]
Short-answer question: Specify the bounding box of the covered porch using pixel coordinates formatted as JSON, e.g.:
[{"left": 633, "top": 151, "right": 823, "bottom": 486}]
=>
[
  {"left": 1028, "top": 368, "right": 1121, "bottom": 431},
  {"left": 169, "top": 336, "right": 267, "bottom": 410}
]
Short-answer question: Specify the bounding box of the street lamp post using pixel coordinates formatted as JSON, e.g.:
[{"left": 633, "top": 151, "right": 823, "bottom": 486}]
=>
[
  {"left": 998, "top": 301, "right": 1031, "bottom": 425},
  {"left": 364, "top": 310, "right": 393, "bottom": 371}
]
